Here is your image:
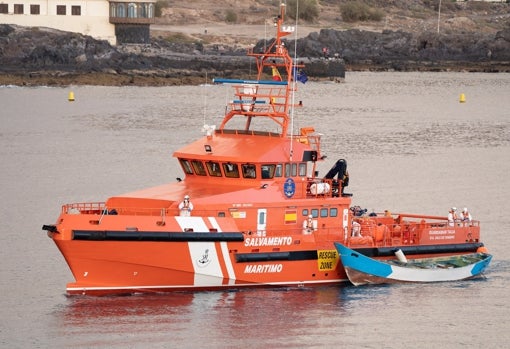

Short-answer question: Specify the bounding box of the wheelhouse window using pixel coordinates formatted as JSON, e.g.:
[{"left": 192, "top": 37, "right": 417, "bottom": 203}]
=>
[
  {"left": 30, "top": 5, "right": 40, "bottom": 14},
  {"left": 303, "top": 208, "right": 336, "bottom": 218},
  {"left": 206, "top": 161, "right": 222, "bottom": 177},
  {"left": 0, "top": 4, "right": 7, "bottom": 14},
  {"left": 285, "top": 163, "right": 298, "bottom": 177},
  {"left": 261, "top": 164, "right": 276, "bottom": 179},
  {"left": 274, "top": 164, "right": 283, "bottom": 177},
  {"left": 299, "top": 163, "right": 307, "bottom": 176},
  {"left": 242, "top": 164, "right": 256, "bottom": 179},
  {"left": 223, "top": 163, "right": 239, "bottom": 178},
  {"left": 56, "top": 5, "right": 66, "bottom": 15},
  {"left": 191, "top": 160, "right": 206, "bottom": 176},
  {"left": 71, "top": 6, "right": 81, "bottom": 16},
  {"left": 179, "top": 159, "right": 193, "bottom": 175},
  {"left": 13, "top": 4, "right": 23, "bottom": 14}
]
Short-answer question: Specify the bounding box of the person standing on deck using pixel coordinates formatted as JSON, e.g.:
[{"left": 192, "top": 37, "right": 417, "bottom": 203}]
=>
[
  {"left": 460, "top": 207, "right": 472, "bottom": 223},
  {"left": 448, "top": 207, "right": 458, "bottom": 227},
  {"left": 179, "top": 195, "right": 194, "bottom": 217},
  {"left": 303, "top": 215, "right": 316, "bottom": 234}
]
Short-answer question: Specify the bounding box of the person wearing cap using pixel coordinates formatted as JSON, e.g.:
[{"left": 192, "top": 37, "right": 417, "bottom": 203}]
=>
[
  {"left": 447, "top": 207, "right": 458, "bottom": 227},
  {"left": 460, "top": 207, "right": 472, "bottom": 223},
  {"left": 302, "top": 214, "right": 316, "bottom": 234},
  {"left": 178, "top": 194, "right": 194, "bottom": 217}
]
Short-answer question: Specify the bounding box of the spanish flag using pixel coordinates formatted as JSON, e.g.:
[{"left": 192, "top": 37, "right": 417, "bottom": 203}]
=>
[
  {"left": 272, "top": 66, "right": 282, "bottom": 81},
  {"left": 284, "top": 210, "right": 297, "bottom": 224}
]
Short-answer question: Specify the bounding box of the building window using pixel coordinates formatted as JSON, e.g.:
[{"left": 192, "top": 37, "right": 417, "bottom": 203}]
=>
[
  {"left": 128, "top": 3, "right": 136, "bottom": 18},
  {"left": 0, "top": 4, "right": 8, "bottom": 14},
  {"left": 30, "top": 5, "right": 40, "bottom": 15},
  {"left": 14, "top": 4, "right": 23, "bottom": 14},
  {"left": 117, "top": 3, "right": 125, "bottom": 17},
  {"left": 57, "top": 5, "right": 66, "bottom": 15},
  {"left": 139, "top": 3, "right": 147, "bottom": 17},
  {"left": 71, "top": 6, "right": 81, "bottom": 16}
]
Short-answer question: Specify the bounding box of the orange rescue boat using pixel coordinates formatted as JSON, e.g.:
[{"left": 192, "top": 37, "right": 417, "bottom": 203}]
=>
[{"left": 42, "top": 4, "right": 488, "bottom": 295}]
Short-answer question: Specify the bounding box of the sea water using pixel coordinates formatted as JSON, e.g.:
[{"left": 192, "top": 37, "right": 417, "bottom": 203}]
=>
[{"left": 1, "top": 72, "right": 509, "bottom": 348}]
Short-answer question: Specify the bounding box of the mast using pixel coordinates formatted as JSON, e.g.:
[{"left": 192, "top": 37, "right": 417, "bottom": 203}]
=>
[{"left": 215, "top": 3, "right": 304, "bottom": 137}]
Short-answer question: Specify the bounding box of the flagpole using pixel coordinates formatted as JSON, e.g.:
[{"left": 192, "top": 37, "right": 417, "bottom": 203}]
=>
[
  {"left": 437, "top": 0, "right": 442, "bottom": 34},
  {"left": 289, "top": 0, "right": 300, "bottom": 161}
]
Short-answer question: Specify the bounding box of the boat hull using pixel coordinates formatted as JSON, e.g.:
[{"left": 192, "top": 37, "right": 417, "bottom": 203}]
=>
[
  {"left": 335, "top": 243, "right": 492, "bottom": 286},
  {"left": 53, "top": 233, "right": 347, "bottom": 295},
  {"left": 45, "top": 208, "right": 489, "bottom": 295}
]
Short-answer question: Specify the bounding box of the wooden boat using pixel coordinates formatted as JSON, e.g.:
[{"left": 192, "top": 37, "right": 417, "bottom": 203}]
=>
[
  {"left": 335, "top": 243, "right": 492, "bottom": 286},
  {"left": 42, "top": 4, "right": 489, "bottom": 295}
]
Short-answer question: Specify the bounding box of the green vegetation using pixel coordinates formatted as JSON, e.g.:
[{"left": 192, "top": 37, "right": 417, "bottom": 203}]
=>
[
  {"left": 154, "top": 0, "right": 169, "bottom": 18},
  {"left": 225, "top": 9, "right": 238, "bottom": 23},
  {"left": 286, "top": 0, "right": 319, "bottom": 22},
  {"left": 340, "top": 1, "right": 385, "bottom": 23},
  {"left": 162, "top": 32, "right": 196, "bottom": 44}
]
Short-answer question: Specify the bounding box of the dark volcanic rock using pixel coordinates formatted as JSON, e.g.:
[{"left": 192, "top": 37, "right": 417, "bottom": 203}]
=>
[
  {"left": 289, "top": 28, "right": 510, "bottom": 71},
  {"left": 0, "top": 24, "right": 254, "bottom": 80},
  {"left": 0, "top": 25, "right": 119, "bottom": 71},
  {"left": 1, "top": 23, "right": 509, "bottom": 86}
]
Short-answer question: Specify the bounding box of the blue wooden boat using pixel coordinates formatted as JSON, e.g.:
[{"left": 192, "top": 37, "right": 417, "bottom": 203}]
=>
[{"left": 334, "top": 243, "right": 492, "bottom": 286}]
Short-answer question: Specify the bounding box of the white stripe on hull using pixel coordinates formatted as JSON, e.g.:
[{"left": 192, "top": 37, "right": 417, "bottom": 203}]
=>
[
  {"left": 177, "top": 217, "right": 225, "bottom": 287},
  {"left": 207, "top": 217, "right": 237, "bottom": 285}
]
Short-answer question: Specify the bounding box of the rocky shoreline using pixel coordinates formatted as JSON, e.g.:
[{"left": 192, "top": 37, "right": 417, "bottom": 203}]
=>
[{"left": 1, "top": 24, "right": 509, "bottom": 87}]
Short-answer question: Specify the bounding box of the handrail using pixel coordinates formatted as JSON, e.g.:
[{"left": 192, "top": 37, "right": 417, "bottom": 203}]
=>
[
  {"left": 62, "top": 202, "right": 105, "bottom": 214},
  {"left": 213, "top": 78, "right": 288, "bottom": 86}
]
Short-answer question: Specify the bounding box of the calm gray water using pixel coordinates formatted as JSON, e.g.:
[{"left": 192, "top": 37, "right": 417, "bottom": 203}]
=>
[{"left": 1, "top": 72, "right": 509, "bottom": 348}]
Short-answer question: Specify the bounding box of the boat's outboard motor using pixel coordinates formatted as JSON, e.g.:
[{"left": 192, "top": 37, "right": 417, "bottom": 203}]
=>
[{"left": 324, "top": 159, "right": 350, "bottom": 197}]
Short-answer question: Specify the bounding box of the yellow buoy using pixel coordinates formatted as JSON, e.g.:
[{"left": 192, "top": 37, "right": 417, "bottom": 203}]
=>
[
  {"left": 459, "top": 93, "right": 466, "bottom": 103},
  {"left": 68, "top": 91, "right": 75, "bottom": 102}
]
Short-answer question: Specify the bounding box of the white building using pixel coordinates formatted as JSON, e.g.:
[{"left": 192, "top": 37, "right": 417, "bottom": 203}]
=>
[{"left": 0, "top": 0, "right": 156, "bottom": 45}]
